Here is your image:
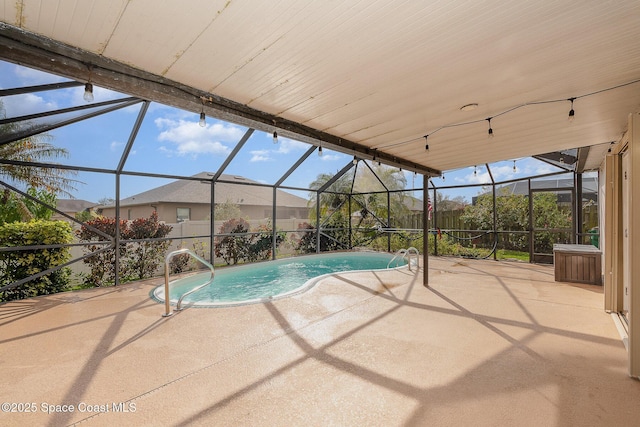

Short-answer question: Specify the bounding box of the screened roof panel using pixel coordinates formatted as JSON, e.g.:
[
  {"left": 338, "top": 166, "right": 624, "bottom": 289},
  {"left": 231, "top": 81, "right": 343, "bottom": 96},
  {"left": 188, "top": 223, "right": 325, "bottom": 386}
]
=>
[
  {"left": 279, "top": 145, "right": 350, "bottom": 191},
  {"left": 121, "top": 103, "right": 248, "bottom": 177}
]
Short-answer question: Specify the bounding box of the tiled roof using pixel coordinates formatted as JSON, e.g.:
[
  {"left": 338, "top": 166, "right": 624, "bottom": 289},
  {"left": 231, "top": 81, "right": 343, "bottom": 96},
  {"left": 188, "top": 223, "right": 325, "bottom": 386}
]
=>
[
  {"left": 56, "top": 199, "right": 97, "bottom": 212},
  {"left": 114, "top": 173, "right": 308, "bottom": 208}
]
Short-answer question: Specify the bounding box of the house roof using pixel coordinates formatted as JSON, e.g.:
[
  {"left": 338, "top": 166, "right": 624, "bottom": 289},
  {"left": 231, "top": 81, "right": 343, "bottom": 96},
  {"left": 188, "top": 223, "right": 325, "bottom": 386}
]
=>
[
  {"left": 56, "top": 199, "right": 97, "bottom": 212},
  {"left": 2, "top": 2, "right": 639, "bottom": 175},
  {"left": 114, "top": 173, "right": 309, "bottom": 208},
  {"left": 495, "top": 177, "right": 598, "bottom": 196},
  {"left": 472, "top": 177, "right": 598, "bottom": 202}
]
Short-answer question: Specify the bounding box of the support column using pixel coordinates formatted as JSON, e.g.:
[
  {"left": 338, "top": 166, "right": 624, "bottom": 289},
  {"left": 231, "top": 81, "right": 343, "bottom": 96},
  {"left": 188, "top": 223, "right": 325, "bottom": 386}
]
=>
[
  {"left": 629, "top": 112, "right": 640, "bottom": 378},
  {"left": 114, "top": 174, "right": 120, "bottom": 286},
  {"left": 492, "top": 180, "right": 497, "bottom": 261},
  {"left": 210, "top": 182, "right": 215, "bottom": 265},
  {"left": 348, "top": 195, "right": 352, "bottom": 249},
  {"left": 316, "top": 192, "right": 321, "bottom": 253},
  {"left": 433, "top": 189, "right": 438, "bottom": 256},
  {"left": 423, "top": 176, "right": 429, "bottom": 287},
  {"left": 576, "top": 172, "right": 583, "bottom": 243},
  {"left": 603, "top": 154, "right": 622, "bottom": 312},
  {"left": 387, "top": 192, "right": 391, "bottom": 252},
  {"left": 272, "top": 187, "right": 278, "bottom": 260}
]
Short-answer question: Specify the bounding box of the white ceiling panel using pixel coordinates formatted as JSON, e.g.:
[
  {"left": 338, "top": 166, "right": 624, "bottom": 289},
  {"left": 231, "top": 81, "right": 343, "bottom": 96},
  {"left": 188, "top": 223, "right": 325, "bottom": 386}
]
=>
[
  {"left": 104, "top": 0, "right": 230, "bottom": 76},
  {"left": 2, "top": 0, "right": 640, "bottom": 173},
  {"left": 17, "top": 0, "right": 127, "bottom": 53}
]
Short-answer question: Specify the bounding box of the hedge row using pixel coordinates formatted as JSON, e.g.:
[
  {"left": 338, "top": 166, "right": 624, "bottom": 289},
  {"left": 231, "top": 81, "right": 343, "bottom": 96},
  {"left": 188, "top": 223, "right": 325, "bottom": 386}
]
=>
[{"left": 0, "top": 220, "right": 73, "bottom": 302}]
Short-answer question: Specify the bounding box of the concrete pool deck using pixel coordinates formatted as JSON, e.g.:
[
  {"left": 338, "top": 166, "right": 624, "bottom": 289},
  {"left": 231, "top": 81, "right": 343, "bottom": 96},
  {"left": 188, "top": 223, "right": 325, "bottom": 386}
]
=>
[{"left": 1, "top": 257, "right": 638, "bottom": 426}]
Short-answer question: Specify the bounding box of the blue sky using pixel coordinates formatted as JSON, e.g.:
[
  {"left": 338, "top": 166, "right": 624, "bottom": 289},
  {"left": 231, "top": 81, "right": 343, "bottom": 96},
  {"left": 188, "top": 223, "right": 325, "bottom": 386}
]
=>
[{"left": 0, "top": 60, "right": 574, "bottom": 204}]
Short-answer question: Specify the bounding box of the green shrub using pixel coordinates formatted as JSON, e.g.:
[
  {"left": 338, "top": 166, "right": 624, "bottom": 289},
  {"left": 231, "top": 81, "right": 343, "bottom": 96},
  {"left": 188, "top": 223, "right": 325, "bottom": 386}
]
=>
[
  {"left": 124, "top": 213, "right": 172, "bottom": 280},
  {"left": 294, "top": 214, "right": 350, "bottom": 254},
  {"left": 214, "top": 219, "right": 284, "bottom": 265},
  {"left": 214, "top": 218, "right": 251, "bottom": 265},
  {"left": 77, "top": 212, "right": 173, "bottom": 286},
  {"left": 247, "top": 222, "right": 285, "bottom": 262},
  {"left": 0, "top": 220, "right": 73, "bottom": 302},
  {"left": 76, "top": 216, "right": 128, "bottom": 286}
]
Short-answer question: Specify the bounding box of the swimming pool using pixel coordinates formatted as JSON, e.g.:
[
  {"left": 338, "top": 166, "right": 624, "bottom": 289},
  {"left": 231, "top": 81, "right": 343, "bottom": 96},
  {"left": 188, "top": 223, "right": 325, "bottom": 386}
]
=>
[{"left": 153, "top": 251, "right": 408, "bottom": 307}]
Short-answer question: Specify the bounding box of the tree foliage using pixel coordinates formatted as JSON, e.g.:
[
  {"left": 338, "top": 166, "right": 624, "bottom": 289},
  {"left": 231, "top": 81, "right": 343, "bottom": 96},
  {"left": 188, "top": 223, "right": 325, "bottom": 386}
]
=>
[
  {"left": 214, "top": 199, "right": 244, "bottom": 221},
  {"left": 0, "top": 100, "right": 78, "bottom": 197},
  {"left": 77, "top": 212, "right": 173, "bottom": 286},
  {"left": 0, "top": 220, "right": 73, "bottom": 301},
  {"left": 306, "top": 163, "right": 409, "bottom": 250},
  {"left": 125, "top": 213, "right": 173, "bottom": 280},
  {"left": 461, "top": 190, "right": 571, "bottom": 252},
  {"left": 0, "top": 187, "right": 57, "bottom": 225},
  {"left": 214, "top": 218, "right": 284, "bottom": 265},
  {"left": 294, "top": 212, "right": 351, "bottom": 254},
  {"left": 214, "top": 218, "right": 251, "bottom": 265}
]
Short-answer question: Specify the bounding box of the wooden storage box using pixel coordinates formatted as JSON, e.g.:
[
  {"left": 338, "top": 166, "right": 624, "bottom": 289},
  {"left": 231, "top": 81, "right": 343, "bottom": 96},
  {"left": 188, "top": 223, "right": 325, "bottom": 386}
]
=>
[{"left": 553, "top": 244, "right": 602, "bottom": 285}]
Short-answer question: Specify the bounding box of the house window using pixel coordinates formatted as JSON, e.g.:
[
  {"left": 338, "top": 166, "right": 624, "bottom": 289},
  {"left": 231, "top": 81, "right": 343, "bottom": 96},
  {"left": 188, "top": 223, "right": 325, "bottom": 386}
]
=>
[{"left": 177, "top": 208, "right": 190, "bottom": 222}]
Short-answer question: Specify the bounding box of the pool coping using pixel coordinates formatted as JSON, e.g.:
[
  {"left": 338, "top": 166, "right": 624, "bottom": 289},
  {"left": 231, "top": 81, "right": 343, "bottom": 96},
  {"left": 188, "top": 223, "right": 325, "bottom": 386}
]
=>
[{"left": 151, "top": 251, "right": 412, "bottom": 308}]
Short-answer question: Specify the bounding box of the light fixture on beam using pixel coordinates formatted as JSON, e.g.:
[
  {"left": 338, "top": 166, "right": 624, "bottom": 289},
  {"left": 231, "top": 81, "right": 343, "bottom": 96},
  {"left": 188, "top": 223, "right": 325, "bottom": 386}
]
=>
[
  {"left": 83, "top": 66, "right": 94, "bottom": 102},
  {"left": 198, "top": 98, "right": 206, "bottom": 127},
  {"left": 273, "top": 131, "right": 278, "bottom": 144},
  {"left": 487, "top": 117, "right": 494, "bottom": 138},
  {"left": 568, "top": 98, "right": 575, "bottom": 122},
  {"left": 83, "top": 83, "right": 94, "bottom": 102}
]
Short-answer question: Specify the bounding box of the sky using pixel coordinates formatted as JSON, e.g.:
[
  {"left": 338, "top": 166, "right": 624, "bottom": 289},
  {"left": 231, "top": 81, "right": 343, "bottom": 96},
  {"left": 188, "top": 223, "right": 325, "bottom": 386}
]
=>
[{"left": 0, "top": 60, "right": 576, "bottom": 204}]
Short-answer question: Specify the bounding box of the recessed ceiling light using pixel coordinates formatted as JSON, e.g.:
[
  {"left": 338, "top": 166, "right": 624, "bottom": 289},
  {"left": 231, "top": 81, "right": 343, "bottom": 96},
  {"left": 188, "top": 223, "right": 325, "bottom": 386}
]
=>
[{"left": 460, "top": 103, "right": 478, "bottom": 112}]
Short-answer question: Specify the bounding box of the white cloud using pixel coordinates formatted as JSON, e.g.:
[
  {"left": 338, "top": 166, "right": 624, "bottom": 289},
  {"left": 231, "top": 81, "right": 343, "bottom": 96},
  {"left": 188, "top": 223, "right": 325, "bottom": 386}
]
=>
[
  {"left": 14, "top": 65, "right": 66, "bottom": 85},
  {"left": 245, "top": 135, "right": 312, "bottom": 162},
  {"left": 319, "top": 153, "right": 343, "bottom": 161},
  {"left": 110, "top": 141, "right": 136, "bottom": 155},
  {"left": 517, "top": 158, "right": 556, "bottom": 176},
  {"left": 154, "top": 117, "right": 243, "bottom": 157},
  {"left": 110, "top": 141, "right": 124, "bottom": 151},
  {"left": 455, "top": 166, "right": 492, "bottom": 185},
  {"left": 158, "top": 146, "right": 174, "bottom": 157},
  {"left": 489, "top": 165, "right": 517, "bottom": 180},
  {"left": 1, "top": 93, "right": 58, "bottom": 117},
  {"left": 250, "top": 149, "right": 273, "bottom": 162},
  {"left": 275, "top": 137, "right": 308, "bottom": 154},
  {"left": 532, "top": 164, "right": 555, "bottom": 175}
]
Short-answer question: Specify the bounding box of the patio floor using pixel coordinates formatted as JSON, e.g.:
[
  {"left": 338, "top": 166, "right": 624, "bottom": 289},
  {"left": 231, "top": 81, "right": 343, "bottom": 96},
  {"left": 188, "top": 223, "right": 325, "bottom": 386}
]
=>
[{"left": 1, "top": 257, "right": 638, "bottom": 426}]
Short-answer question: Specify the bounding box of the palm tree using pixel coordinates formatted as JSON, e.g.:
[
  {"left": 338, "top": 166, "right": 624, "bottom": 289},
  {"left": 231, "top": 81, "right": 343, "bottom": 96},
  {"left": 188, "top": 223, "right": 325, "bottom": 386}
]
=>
[
  {"left": 308, "top": 170, "right": 355, "bottom": 217},
  {"left": 353, "top": 163, "right": 408, "bottom": 225},
  {"left": 308, "top": 162, "right": 409, "bottom": 229},
  {"left": 0, "top": 101, "right": 77, "bottom": 220}
]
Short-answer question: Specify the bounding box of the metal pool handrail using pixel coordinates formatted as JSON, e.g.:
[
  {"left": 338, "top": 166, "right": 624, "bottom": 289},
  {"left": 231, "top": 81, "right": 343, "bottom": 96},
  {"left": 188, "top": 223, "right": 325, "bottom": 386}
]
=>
[
  {"left": 405, "top": 247, "right": 420, "bottom": 271},
  {"left": 387, "top": 247, "right": 420, "bottom": 271},
  {"left": 387, "top": 249, "right": 407, "bottom": 269},
  {"left": 162, "top": 248, "right": 215, "bottom": 317}
]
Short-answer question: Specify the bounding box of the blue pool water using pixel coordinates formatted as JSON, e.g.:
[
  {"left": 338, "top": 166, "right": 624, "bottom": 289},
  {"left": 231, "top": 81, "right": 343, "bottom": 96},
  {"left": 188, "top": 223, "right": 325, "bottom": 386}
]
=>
[{"left": 153, "top": 251, "right": 407, "bottom": 307}]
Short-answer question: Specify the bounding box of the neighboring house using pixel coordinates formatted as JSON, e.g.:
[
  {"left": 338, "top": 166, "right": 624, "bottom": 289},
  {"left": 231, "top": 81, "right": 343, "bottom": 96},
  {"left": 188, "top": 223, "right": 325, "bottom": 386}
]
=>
[
  {"left": 472, "top": 177, "right": 598, "bottom": 205},
  {"left": 98, "top": 173, "right": 310, "bottom": 223},
  {"left": 52, "top": 199, "right": 97, "bottom": 222}
]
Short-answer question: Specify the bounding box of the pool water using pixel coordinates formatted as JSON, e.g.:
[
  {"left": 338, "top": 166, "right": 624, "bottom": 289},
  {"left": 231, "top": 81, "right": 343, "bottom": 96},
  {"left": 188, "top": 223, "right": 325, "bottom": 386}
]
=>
[{"left": 154, "top": 251, "right": 407, "bottom": 307}]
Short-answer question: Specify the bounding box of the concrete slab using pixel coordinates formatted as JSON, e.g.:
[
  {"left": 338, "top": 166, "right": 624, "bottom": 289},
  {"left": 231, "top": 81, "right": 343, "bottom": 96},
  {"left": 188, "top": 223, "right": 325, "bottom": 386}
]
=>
[{"left": 0, "top": 257, "right": 638, "bottom": 426}]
